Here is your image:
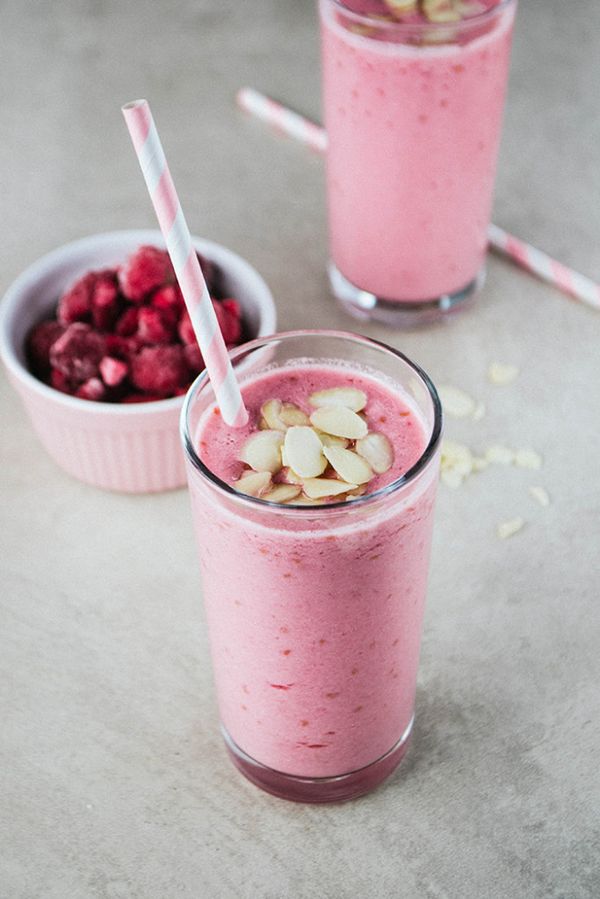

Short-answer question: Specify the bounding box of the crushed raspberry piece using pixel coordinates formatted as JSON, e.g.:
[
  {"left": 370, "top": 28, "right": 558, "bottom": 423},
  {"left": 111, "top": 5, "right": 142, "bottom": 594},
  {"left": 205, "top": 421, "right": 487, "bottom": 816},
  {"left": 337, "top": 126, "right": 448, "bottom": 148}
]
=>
[
  {"left": 137, "top": 306, "right": 176, "bottom": 346},
  {"left": 99, "top": 356, "right": 128, "bottom": 387},
  {"left": 214, "top": 298, "right": 242, "bottom": 345},
  {"left": 50, "top": 368, "right": 72, "bottom": 394},
  {"left": 177, "top": 309, "right": 195, "bottom": 346},
  {"left": 26, "top": 320, "right": 65, "bottom": 377},
  {"left": 115, "top": 306, "right": 140, "bottom": 337},
  {"left": 183, "top": 342, "right": 204, "bottom": 374},
  {"left": 152, "top": 284, "right": 184, "bottom": 317},
  {"left": 130, "top": 345, "right": 189, "bottom": 397},
  {"left": 50, "top": 323, "right": 106, "bottom": 384},
  {"left": 91, "top": 274, "right": 120, "bottom": 331},
  {"left": 75, "top": 377, "right": 106, "bottom": 401},
  {"left": 119, "top": 246, "right": 174, "bottom": 302},
  {"left": 57, "top": 272, "right": 95, "bottom": 325}
]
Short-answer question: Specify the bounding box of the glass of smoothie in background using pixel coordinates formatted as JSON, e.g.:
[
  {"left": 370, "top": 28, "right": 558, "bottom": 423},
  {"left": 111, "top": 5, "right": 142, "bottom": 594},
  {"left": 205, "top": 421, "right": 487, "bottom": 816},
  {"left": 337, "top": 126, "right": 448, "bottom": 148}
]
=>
[
  {"left": 319, "top": 0, "right": 517, "bottom": 326},
  {"left": 181, "top": 331, "right": 442, "bottom": 802}
]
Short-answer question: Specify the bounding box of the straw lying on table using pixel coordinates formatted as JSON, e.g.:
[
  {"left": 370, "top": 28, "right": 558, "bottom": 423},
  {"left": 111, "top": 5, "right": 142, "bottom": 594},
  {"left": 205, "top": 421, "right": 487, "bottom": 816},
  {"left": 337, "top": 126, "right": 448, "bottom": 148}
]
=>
[
  {"left": 236, "top": 87, "right": 600, "bottom": 313},
  {"left": 122, "top": 99, "right": 248, "bottom": 427}
]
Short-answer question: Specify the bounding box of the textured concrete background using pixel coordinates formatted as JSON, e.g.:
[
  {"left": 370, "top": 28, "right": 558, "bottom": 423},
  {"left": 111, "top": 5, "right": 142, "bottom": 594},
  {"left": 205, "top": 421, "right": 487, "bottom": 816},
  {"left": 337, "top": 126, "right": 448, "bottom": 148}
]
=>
[{"left": 1, "top": 2, "right": 599, "bottom": 897}]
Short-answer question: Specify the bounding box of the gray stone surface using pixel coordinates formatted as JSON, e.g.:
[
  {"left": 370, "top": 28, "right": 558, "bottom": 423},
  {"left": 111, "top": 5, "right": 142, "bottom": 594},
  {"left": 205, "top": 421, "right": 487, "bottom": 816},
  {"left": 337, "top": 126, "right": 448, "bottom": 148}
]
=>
[{"left": 1, "top": 2, "right": 599, "bottom": 897}]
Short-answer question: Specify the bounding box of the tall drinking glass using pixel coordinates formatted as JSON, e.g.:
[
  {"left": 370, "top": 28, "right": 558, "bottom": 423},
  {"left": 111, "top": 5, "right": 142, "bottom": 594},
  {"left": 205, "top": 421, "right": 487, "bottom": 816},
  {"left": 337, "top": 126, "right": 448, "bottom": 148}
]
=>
[
  {"left": 320, "top": 0, "right": 517, "bottom": 326},
  {"left": 181, "top": 331, "right": 442, "bottom": 802}
]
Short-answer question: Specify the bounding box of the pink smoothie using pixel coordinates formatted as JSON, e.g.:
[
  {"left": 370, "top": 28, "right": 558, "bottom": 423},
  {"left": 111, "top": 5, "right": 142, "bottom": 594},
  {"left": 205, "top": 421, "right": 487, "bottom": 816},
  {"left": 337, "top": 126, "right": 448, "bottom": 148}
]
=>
[
  {"left": 188, "top": 363, "right": 439, "bottom": 778},
  {"left": 320, "top": 0, "right": 516, "bottom": 301}
]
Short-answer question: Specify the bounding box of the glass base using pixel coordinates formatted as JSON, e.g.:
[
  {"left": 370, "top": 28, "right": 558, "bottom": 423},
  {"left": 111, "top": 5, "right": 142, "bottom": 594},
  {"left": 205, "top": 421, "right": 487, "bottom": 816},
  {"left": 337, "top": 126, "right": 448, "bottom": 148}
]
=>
[
  {"left": 222, "top": 716, "right": 414, "bottom": 803},
  {"left": 328, "top": 262, "right": 485, "bottom": 328}
]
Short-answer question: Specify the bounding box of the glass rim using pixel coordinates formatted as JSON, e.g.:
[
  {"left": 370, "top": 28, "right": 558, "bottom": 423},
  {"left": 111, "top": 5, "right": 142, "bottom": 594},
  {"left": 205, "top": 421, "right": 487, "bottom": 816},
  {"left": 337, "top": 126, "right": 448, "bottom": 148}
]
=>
[
  {"left": 324, "top": 0, "right": 516, "bottom": 34},
  {"left": 180, "top": 329, "right": 443, "bottom": 515}
]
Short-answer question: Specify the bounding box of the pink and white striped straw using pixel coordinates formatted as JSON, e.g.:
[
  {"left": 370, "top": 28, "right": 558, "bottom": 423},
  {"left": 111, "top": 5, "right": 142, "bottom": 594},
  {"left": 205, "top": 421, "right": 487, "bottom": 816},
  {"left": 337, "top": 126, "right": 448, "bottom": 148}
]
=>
[
  {"left": 122, "top": 99, "right": 248, "bottom": 427},
  {"left": 236, "top": 87, "right": 600, "bottom": 313}
]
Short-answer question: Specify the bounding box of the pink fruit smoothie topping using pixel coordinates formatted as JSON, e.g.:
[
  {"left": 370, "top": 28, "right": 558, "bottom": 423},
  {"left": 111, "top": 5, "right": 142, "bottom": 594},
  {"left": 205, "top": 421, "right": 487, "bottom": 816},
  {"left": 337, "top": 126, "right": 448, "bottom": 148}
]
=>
[{"left": 198, "top": 366, "right": 427, "bottom": 504}]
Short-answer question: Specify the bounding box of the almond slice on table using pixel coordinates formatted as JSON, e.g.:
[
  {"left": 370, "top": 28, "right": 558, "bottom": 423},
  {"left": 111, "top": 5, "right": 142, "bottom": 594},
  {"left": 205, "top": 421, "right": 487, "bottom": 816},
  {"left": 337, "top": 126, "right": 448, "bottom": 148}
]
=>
[
  {"left": 515, "top": 448, "right": 542, "bottom": 470},
  {"left": 284, "top": 426, "right": 327, "bottom": 478},
  {"left": 528, "top": 486, "right": 550, "bottom": 507},
  {"left": 233, "top": 470, "right": 272, "bottom": 497},
  {"left": 262, "top": 484, "right": 302, "bottom": 504},
  {"left": 485, "top": 444, "right": 515, "bottom": 466},
  {"left": 355, "top": 432, "right": 394, "bottom": 475},
  {"left": 438, "top": 385, "right": 476, "bottom": 419},
  {"left": 302, "top": 477, "right": 357, "bottom": 500},
  {"left": 310, "top": 406, "right": 368, "bottom": 440},
  {"left": 239, "top": 430, "right": 284, "bottom": 474},
  {"left": 323, "top": 445, "right": 373, "bottom": 485},
  {"left": 279, "top": 403, "right": 310, "bottom": 427},
  {"left": 488, "top": 362, "right": 519, "bottom": 386},
  {"left": 308, "top": 387, "right": 367, "bottom": 412},
  {"left": 497, "top": 517, "right": 525, "bottom": 540},
  {"left": 422, "top": 0, "right": 461, "bottom": 23}
]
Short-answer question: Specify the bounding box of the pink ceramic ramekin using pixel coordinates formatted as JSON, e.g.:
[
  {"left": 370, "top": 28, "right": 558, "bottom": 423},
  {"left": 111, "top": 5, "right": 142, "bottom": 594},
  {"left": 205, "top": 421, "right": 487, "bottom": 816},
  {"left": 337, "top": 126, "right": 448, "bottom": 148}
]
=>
[{"left": 0, "top": 230, "right": 276, "bottom": 492}]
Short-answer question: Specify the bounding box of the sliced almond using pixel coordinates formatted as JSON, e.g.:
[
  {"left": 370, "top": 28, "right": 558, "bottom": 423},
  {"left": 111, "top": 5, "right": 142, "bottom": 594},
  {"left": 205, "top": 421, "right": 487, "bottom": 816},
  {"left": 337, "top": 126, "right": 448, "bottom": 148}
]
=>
[
  {"left": 441, "top": 439, "right": 473, "bottom": 477},
  {"left": 279, "top": 402, "right": 310, "bottom": 427},
  {"left": 283, "top": 427, "right": 327, "bottom": 478},
  {"left": 515, "top": 448, "right": 542, "bottom": 470},
  {"left": 345, "top": 484, "right": 367, "bottom": 501},
  {"left": 384, "top": 0, "right": 417, "bottom": 14},
  {"left": 355, "top": 432, "right": 394, "bottom": 475},
  {"left": 528, "top": 485, "right": 550, "bottom": 507},
  {"left": 323, "top": 445, "right": 373, "bottom": 485},
  {"left": 438, "top": 385, "right": 476, "bottom": 419},
  {"left": 472, "top": 400, "right": 486, "bottom": 422},
  {"left": 471, "top": 456, "right": 489, "bottom": 472},
  {"left": 441, "top": 469, "right": 465, "bottom": 489},
  {"left": 317, "top": 432, "right": 350, "bottom": 450},
  {"left": 239, "top": 430, "right": 284, "bottom": 474},
  {"left": 485, "top": 444, "right": 515, "bottom": 466},
  {"left": 302, "top": 477, "right": 357, "bottom": 500},
  {"left": 422, "top": 0, "right": 461, "bottom": 23},
  {"left": 291, "top": 495, "right": 327, "bottom": 506},
  {"left": 497, "top": 517, "right": 525, "bottom": 540},
  {"left": 488, "top": 362, "right": 519, "bottom": 386},
  {"left": 309, "top": 387, "right": 367, "bottom": 412},
  {"left": 260, "top": 398, "right": 286, "bottom": 431},
  {"left": 281, "top": 466, "right": 305, "bottom": 486},
  {"left": 233, "top": 470, "right": 272, "bottom": 497},
  {"left": 262, "top": 484, "right": 302, "bottom": 504},
  {"left": 310, "top": 406, "right": 368, "bottom": 440}
]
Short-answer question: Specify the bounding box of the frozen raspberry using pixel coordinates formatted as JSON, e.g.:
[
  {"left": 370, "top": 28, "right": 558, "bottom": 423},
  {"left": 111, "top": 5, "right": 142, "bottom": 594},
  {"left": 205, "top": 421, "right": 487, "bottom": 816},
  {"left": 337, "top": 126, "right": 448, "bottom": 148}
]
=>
[
  {"left": 115, "top": 306, "right": 140, "bottom": 337},
  {"left": 152, "top": 284, "right": 183, "bottom": 317},
  {"left": 91, "top": 274, "right": 120, "bottom": 331},
  {"left": 177, "top": 309, "right": 195, "bottom": 346},
  {"left": 50, "top": 322, "right": 106, "bottom": 384},
  {"left": 57, "top": 272, "right": 95, "bottom": 324},
  {"left": 50, "top": 368, "right": 72, "bottom": 394},
  {"left": 104, "top": 333, "right": 133, "bottom": 360},
  {"left": 137, "top": 306, "right": 176, "bottom": 346},
  {"left": 26, "top": 320, "right": 65, "bottom": 378},
  {"left": 183, "top": 343, "right": 204, "bottom": 374},
  {"left": 99, "top": 356, "right": 129, "bottom": 387},
  {"left": 214, "top": 298, "right": 242, "bottom": 345},
  {"left": 75, "top": 377, "right": 106, "bottom": 402},
  {"left": 119, "top": 246, "right": 174, "bottom": 302},
  {"left": 130, "top": 345, "right": 189, "bottom": 397}
]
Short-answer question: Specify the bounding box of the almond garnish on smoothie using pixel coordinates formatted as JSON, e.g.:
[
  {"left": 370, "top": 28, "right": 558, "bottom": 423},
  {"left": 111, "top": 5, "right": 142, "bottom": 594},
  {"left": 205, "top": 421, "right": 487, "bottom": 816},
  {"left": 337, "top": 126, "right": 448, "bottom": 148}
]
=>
[{"left": 233, "top": 386, "right": 396, "bottom": 504}]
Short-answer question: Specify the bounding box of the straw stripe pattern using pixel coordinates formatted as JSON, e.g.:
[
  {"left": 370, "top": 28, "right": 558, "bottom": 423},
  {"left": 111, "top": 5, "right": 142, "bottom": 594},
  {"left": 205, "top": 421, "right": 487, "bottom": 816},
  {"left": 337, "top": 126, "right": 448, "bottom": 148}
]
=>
[
  {"left": 122, "top": 99, "right": 248, "bottom": 427},
  {"left": 236, "top": 86, "right": 599, "bottom": 313}
]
